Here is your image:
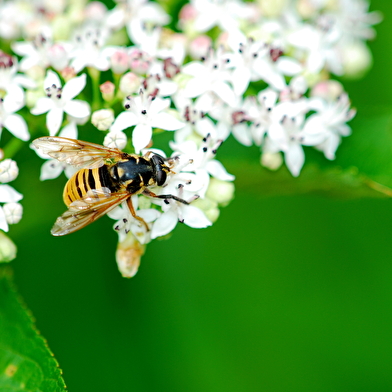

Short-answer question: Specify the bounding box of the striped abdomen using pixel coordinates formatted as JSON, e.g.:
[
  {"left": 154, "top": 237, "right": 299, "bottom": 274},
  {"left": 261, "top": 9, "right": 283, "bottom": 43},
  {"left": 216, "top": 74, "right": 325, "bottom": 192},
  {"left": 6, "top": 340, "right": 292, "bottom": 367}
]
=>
[{"left": 63, "top": 165, "right": 115, "bottom": 207}]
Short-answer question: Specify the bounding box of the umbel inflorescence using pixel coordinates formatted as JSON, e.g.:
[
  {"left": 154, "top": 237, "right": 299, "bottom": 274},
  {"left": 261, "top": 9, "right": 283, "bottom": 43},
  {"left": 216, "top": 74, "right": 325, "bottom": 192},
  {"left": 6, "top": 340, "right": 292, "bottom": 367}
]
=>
[{"left": 0, "top": 0, "right": 381, "bottom": 275}]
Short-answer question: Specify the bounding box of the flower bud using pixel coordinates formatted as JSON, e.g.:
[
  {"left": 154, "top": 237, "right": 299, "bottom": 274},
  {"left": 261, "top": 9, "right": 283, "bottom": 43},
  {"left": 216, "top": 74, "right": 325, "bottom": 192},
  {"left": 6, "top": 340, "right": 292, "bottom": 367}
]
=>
[
  {"left": 192, "top": 197, "right": 220, "bottom": 223},
  {"left": 0, "top": 231, "right": 17, "bottom": 262},
  {"left": 311, "top": 80, "right": 344, "bottom": 101},
  {"left": 296, "top": 0, "right": 318, "bottom": 19},
  {"left": 100, "top": 81, "right": 115, "bottom": 102},
  {"left": 189, "top": 36, "right": 212, "bottom": 59},
  {"left": 261, "top": 151, "right": 283, "bottom": 171},
  {"left": 110, "top": 49, "right": 129, "bottom": 75},
  {"left": 91, "top": 109, "right": 115, "bottom": 131},
  {"left": 60, "top": 66, "right": 77, "bottom": 82},
  {"left": 341, "top": 41, "right": 372, "bottom": 79},
  {"left": 25, "top": 89, "right": 43, "bottom": 108},
  {"left": 48, "top": 44, "right": 69, "bottom": 71},
  {"left": 84, "top": 1, "right": 108, "bottom": 21},
  {"left": 3, "top": 202, "right": 23, "bottom": 225},
  {"left": 116, "top": 232, "right": 145, "bottom": 278},
  {"left": 205, "top": 178, "right": 235, "bottom": 207},
  {"left": 0, "top": 159, "right": 18, "bottom": 183},
  {"left": 128, "top": 49, "right": 151, "bottom": 74},
  {"left": 179, "top": 4, "right": 197, "bottom": 22},
  {"left": 119, "top": 72, "right": 141, "bottom": 96},
  {"left": 104, "top": 131, "right": 127, "bottom": 149},
  {"left": 25, "top": 65, "right": 45, "bottom": 81},
  {"left": 258, "top": 0, "right": 287, "bottom": 17}
]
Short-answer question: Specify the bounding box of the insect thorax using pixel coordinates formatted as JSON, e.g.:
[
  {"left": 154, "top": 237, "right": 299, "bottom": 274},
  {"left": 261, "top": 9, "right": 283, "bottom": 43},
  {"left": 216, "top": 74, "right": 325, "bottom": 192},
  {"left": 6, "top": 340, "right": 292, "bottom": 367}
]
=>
[{"left": 111, "top": 157, "right": 155, "bottom": 193}]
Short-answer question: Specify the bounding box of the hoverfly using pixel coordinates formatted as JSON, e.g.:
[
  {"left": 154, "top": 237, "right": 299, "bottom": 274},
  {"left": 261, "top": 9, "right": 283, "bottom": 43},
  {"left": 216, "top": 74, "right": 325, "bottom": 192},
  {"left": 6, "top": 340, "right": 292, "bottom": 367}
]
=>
[{"left": 33, "top": 137, "right": 189, "bottom": 236}]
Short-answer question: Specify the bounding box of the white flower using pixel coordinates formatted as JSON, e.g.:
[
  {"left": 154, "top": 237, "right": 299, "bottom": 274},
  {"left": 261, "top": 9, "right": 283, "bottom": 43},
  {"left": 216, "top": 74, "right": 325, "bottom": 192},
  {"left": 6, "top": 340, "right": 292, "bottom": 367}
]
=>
[
  {"left": 108, "top": 196, "right": 160, "bottom": 244},
  {"left": 0, "top": 159, "right": 18, "bottom": 183},
  {"left": 110, "top": 90, "right": 184, "bottom": 153},
  {"left": 12, "top": 29, "right": 70, "bottom": 72},
  {"left": 262, "top": 101, "right": 311, "bottom": 177},
  {"left": 209, "top": 97, "right": 254, "bottom": 146},
  {"left": 151, "top": 184, "right": 211, "bottom": 239},
  {"left": 69, "top": 26, "right": 116, "bottom": 73},
  {"left": 170, "top": 135, "right": 235, "bottom": 198},
  {"left": 0, "top": 51, "right": 35, "bottom": 105},
  {"left": 31, "top": 70, "right": 90, "bottom": 136},
  {"left": 32, "top": 122, "right": 78, "bottom": 180},
  {"left": 191, "top": 0, "right": 253, "bottom": 34},
  {"left": 288, "top": 23, "right": 342, "bottom": 75},
  {"left": 302, "top": 93, "right": 356, "bottom": 160},
  {"left": 228, "top": 36, "right": 269, "bottom": 96},
  {"left": 0, "top": 95, "right": 29, "bottom": 141},
  {"left": 174, "top": 104, "right": 217, "bottom": 143},
  {"left": 181, "top": 47, "right": 236, "bottom": 108},
  {"left": 107, "top": 0, "right": 170, "bottom": 44}
]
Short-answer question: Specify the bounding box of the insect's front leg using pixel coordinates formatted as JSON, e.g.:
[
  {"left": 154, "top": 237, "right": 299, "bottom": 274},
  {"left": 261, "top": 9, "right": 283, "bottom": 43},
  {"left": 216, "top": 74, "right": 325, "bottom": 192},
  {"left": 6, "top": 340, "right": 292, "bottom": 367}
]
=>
[{"left": 142, "top": 188, "right": 190, "bottom": 205}]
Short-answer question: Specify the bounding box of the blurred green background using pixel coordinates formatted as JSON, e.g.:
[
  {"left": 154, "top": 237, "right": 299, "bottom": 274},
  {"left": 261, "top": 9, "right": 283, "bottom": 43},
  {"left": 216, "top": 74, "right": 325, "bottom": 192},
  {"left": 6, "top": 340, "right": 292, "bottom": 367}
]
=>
[{"left": 7, "top": 0, "right": 392, "bottom": 391}]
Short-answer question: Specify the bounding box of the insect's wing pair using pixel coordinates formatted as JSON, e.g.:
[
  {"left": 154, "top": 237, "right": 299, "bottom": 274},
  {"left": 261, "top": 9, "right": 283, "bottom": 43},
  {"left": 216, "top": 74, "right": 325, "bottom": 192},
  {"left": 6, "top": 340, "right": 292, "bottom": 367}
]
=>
[
  {"left": 33, "top": 136, "right": 125, "bottom": 169},
  {"left": 33, "top": 137, "right": 132, "bottom": 236}
]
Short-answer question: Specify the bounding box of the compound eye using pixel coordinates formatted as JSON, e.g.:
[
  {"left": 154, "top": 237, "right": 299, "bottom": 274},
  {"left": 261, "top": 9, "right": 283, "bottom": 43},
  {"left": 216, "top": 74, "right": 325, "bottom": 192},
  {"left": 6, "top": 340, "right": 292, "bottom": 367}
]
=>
[
  {"left": 156, "top": 170, "right": 167, "bottom": 186},
  {"left": 150, "top": 154, "right": 165, "bottom": 166}
]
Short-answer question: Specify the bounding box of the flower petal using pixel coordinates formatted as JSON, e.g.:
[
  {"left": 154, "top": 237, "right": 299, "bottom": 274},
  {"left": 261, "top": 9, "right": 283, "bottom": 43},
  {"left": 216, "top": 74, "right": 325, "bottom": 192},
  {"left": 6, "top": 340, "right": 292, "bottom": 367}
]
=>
[
  {"left": 40, "top": 160, "right": 64, "bottom": 180},
  {"left": 132, "top": 123, "right": 152, "bottom": 153},
  {"left": 47, "top": 107, "right": 64, "bottom": 136},
  {"left": 285, "top": 143, "right": 305, "bottom": 177},
  {"left": 59, "top": 122, "right": 78, "bottom": 139},
  {"left": 44, "top": 70, "right": 62, "bottom": 89},
  {"left": 62, "top": 74, "right": 87, "bottom": 101},
  {"left": 0, "top": 185, "right": 23, "bottom": 203},
  {"left": 63, "top": 99, "right": 90, "bottom": 118},
  {"left": 180, "top": 205, "right": 211, "bottom": 228},
  {"left": 4, "top": 114, "right": 30, "bottom": 141},
  {"left": 151, "top": 210, "right": 178, "bottom": 239},
  {"left": 206, "top": 160, "right": 235, "bottom": 181},
  {"left": 110, "top": 111, "right": 138, "bottom": 132},
  {"left": 232, "top": 66, "right": 251, "bottom": 96},
  {"left": 212, "top": 81, "right": 236, "bottom": 107},
  {"left": 150, "top": 112, "right": 184, "bottom": 130},
  {"left": 31, "top": 97, "right": 54, "bottom": 115}
]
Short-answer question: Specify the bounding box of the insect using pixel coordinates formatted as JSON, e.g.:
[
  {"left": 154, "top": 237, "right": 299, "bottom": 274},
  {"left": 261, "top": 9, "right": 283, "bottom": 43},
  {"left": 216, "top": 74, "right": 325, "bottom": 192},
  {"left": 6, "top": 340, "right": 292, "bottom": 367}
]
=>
[{"left": 32, "top": 137, "right": 189, "bottom": 236}]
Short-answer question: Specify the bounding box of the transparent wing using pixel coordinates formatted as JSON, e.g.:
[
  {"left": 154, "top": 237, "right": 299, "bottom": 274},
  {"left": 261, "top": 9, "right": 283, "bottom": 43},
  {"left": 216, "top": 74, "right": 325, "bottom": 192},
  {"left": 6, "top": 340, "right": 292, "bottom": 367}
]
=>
[
  {"left": 33, "top": 137, "right": 127, "bottom": 169},
  {"left": 51, "top": 188, "right": 131, "bottom": 236}
]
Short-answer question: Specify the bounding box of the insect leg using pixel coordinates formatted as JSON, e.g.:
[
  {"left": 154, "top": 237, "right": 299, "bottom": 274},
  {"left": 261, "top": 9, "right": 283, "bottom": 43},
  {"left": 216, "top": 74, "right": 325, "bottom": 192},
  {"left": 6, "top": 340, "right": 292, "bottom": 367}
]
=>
[
  {"left": 142, "top": 188, "right": 189, "bottom": 205},
  {"left": 126, "top": 197, "right": 149, "bottom": 231}
]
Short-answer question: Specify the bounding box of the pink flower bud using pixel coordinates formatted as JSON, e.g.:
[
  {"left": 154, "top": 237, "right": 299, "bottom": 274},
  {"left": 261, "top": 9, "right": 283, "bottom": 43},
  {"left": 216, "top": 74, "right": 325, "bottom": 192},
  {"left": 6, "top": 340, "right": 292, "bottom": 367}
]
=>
[
  {"left": 60, "top": 66, "right": 77, "bottom": 81},
  {"left": 189, "top": 36, "right": 212, "bottom": 59},
  {"left": 100, "top": 81, "right": 115, "bottom": 101},
  {"left": 179, "top": 4, "right": 197, "bottom": 21},
  {"left": 110, "top": 49, "right": 130, "bottom": 75},
  {"left": 84, "top": 1, "right": 108, "bottom": 21},
  {"left": 128, "top": 49, "right": 151, "bottom": 74}
]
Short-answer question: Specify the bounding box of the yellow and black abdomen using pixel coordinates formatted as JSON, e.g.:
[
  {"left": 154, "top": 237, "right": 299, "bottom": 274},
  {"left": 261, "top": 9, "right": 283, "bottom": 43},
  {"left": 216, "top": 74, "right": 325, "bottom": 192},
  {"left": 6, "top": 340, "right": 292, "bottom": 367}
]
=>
[{"left": 63, "top": 165, "right": 115, "bottom": 207}]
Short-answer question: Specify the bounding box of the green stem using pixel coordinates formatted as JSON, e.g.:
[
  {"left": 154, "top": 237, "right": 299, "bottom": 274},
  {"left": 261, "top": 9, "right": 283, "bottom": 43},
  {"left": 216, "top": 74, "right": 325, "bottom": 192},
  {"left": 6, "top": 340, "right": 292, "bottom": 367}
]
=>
[
  {"left": 88, "top": 67, "right": 101, "bottom": 112},
  {"left": 3, "top": 138, "right": 24, "bottom": 160}
]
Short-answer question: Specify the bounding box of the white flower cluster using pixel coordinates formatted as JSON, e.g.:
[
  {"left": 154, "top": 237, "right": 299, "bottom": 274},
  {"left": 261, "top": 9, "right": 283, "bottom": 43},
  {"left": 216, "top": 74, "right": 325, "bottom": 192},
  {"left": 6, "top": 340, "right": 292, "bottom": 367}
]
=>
[{"left": 0, "top": 0, "right": 380, "bottom": 273}]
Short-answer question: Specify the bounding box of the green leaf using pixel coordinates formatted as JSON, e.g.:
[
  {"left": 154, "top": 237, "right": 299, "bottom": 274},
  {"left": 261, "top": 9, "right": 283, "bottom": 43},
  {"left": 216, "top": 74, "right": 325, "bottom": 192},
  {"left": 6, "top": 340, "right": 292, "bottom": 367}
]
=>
[
  {"left": 222, "top": 112, "right": 392, "bottom": 199},
  {"left": 0, "top": 267, "right": 66, "bottom": 392}
]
